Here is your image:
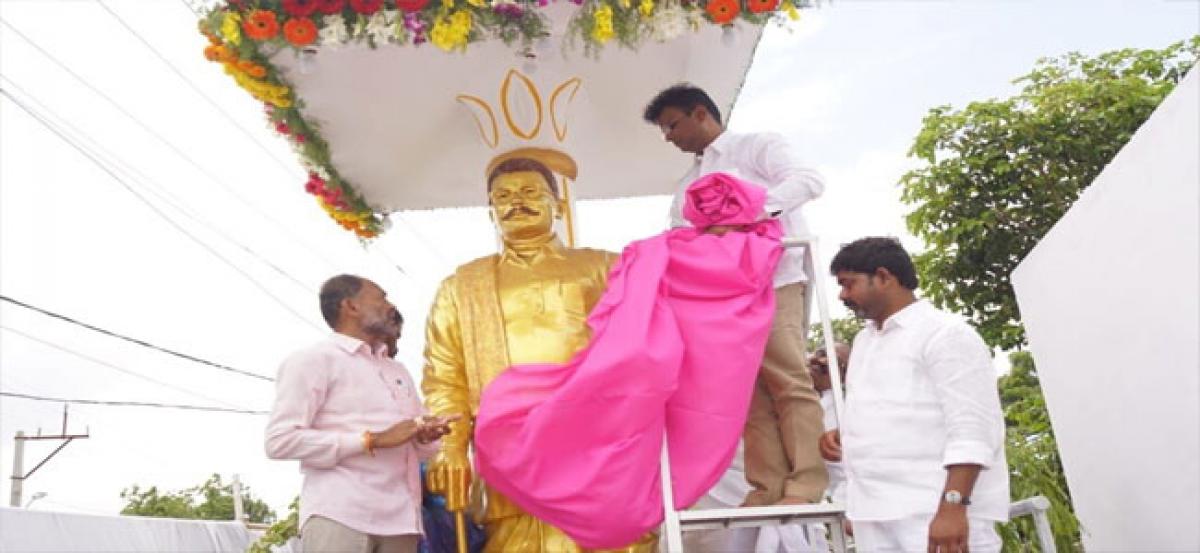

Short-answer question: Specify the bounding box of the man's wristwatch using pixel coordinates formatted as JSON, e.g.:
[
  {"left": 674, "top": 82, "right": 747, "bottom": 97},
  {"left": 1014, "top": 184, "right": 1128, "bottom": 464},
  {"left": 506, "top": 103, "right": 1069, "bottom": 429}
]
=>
[{"left": 943, "top": 490, "right": 971, "bottom": 506}]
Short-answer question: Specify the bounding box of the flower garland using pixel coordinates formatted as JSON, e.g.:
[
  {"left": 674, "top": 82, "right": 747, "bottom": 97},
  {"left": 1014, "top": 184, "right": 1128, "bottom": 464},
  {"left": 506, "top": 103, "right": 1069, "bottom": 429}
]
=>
[{"left": 198, "top": 0, "right": 810, "bottom": 239}]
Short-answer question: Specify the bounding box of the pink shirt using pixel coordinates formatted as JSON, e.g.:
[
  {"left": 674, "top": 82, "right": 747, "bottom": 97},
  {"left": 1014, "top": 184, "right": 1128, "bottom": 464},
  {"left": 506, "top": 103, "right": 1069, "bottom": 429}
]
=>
[{"left": 265, "top": 333, "right": 437, "bottom": 536}]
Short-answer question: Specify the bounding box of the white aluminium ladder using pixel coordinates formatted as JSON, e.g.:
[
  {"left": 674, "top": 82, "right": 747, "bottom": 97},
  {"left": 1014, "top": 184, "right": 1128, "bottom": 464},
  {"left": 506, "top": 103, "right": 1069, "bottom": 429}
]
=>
[{"left": 659, "top": 236, "right": 849, "bottom": 552}]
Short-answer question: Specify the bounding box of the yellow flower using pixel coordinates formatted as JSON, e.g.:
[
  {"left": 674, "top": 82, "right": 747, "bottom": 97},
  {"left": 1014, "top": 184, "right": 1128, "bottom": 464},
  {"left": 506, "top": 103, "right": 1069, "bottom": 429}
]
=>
[
  {"left": 783, "top": 0, "right": 800, "bottom": 20},
  {"left": 638, "top": 0, "right": 653, "bottom": 17},
  {"left": 431, "top": 9, "right": 472, "bottom": 52},
  {"left": 220, "top": 12, "right": 242, "bottom": 46},
  {"left": 467, "top": 0, "right": 487, "bottom": 6},
  {"left": 591, "top": 4, "right": 614, "bottom": 44},
  {"left": 441, "top": 0, "right": 454, "bottom": 9},
  {"left": 618, "top": 0, "right": 630, "bottom": 8}
]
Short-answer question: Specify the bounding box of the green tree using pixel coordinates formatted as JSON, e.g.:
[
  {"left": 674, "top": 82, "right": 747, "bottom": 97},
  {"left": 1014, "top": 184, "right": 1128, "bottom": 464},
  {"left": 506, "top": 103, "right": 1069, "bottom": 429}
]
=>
[
  {"left": 249, "top": 496, "right": 299, "bottom": 553},
  {"left": 998, "top": 352, "right": 1081, "bottom": 551},
  {"left": 807, "top": 316, "right": 864, "bottom": 352},
  {"left": 120, "top": 473, "right": 276, "bottom": 524},
  {"left": 900, "top": 36, "right": 1200, "bottom": 350}
]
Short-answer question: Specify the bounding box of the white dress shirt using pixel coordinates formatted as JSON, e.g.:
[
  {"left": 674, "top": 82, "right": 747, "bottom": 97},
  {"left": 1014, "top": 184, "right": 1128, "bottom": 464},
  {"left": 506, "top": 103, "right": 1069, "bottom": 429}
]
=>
[
  {"left": 668, "top": 131, "right": 825, "bottom": 288},
  {"left": 842, "top": 301, "right": 1009, "bottom": 522}
]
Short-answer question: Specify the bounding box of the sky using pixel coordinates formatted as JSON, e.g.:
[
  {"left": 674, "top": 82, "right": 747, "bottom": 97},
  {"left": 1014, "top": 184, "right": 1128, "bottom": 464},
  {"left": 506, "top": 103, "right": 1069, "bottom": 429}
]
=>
[{"left": 0, "top": 0, "right": 1196, "bottom": 518}]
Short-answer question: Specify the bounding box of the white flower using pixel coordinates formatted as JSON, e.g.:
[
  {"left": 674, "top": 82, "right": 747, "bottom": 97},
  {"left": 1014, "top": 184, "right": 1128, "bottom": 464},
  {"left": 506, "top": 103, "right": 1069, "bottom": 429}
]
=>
[
  {"left": 651, "top": 4, "right": 687, "bottom": 42},
  {"left": 320, "top": 14, "right": 350, "bottom": 47},
  {"left": 364, "top": 10, "right": 397, "bottom": 45}
]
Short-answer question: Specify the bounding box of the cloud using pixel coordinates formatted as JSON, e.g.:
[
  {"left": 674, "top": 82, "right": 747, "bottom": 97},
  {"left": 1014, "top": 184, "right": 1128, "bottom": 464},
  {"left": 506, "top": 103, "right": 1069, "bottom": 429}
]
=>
[{"left": 730, "top": 76, "right": 845, "bottom": 135}]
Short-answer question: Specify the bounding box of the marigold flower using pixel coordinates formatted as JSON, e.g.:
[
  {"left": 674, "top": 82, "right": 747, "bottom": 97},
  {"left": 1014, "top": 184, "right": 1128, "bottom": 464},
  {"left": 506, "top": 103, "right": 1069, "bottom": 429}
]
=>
[
  {"left": 746, "top": 0, "right": 777, "bottom": 13},
  {"left": 220, "top": 12, "right": 243, "bottom": 45},
  {"left": 591, "top": 4, "right": 614, "bottom": 43},
  {"left": 242, "top": 10, "right": 280, "bottom": 40},
  {"left": 202, "top": 30, "right": 223, "bottom": 46},
  {"left": 207, "top": 44, "right": 237, "bottom": 63},
  {"left": 705, "top": 0, "right": 739, "bottom": 24},
  {"left": 283, "top": 17, "right": 318, "bottom": 46},
  {"left": 430, "top": 10, "right": 472, "bottom": 51},
  {"left": 782, "top": 0, "right": 799, "bottom": 20},
  {"left": 282, "top": 0, "right": 319, "bottom": 17}
]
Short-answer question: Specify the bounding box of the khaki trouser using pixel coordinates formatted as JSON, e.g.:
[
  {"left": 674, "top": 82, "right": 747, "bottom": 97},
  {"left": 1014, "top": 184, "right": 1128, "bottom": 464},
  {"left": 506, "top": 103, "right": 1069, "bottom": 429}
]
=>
[
  {"left": 301, "top": 515, "right": 420, "bottom": 553},
  {"left": 743, "top": 282, "right": 829, "bottom": 504}
]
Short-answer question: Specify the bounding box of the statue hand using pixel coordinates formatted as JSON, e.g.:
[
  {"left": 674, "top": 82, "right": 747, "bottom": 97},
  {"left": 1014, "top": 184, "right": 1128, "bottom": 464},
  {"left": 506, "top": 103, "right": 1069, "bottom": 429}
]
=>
[{"left": 427, "top": 449, "right": 472, "bottom": 512}]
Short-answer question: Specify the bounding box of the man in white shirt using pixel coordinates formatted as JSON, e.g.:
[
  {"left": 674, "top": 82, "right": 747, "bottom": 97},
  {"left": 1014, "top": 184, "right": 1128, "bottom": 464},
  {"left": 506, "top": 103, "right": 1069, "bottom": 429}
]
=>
[
  {"left": 819, "top": 238, "right": 1009, "bottom": 553},
  {"left": 643, "top": 84, "right": 828, "bottom": 507}
]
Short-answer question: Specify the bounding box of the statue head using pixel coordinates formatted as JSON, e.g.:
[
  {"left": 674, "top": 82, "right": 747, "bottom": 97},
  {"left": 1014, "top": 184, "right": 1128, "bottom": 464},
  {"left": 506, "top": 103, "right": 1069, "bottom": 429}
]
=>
[{"left": 487, "top": 157, "right": 565, "bottom": 241}]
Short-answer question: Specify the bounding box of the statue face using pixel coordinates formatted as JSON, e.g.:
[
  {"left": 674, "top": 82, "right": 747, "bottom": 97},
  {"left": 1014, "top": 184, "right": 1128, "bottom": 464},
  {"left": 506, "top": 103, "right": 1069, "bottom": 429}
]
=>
[{"left": 489, "top": 170, "right": 558, "bottom": 240}]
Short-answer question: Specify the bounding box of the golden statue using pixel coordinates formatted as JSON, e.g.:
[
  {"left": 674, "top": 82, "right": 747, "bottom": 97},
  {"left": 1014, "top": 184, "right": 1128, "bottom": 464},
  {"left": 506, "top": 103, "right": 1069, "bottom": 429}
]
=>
[{"left": 421, "top": 151, "right": 658, "bottom": 552}]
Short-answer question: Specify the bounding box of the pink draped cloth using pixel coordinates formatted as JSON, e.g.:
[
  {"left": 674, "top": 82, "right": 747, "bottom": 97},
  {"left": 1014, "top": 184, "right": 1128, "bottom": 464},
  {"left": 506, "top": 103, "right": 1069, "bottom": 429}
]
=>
[{"left": 473, "top": 173, "right": 783, "bottom": 548}]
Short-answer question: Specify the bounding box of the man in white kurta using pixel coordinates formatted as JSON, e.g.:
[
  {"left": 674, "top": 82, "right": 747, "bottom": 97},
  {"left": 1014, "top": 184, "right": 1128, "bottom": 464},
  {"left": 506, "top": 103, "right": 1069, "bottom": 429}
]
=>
[
  {"left": 644, "top": 84, "right": 829, "bottom": 508},
  {"left": 821, "top": 237, "right": 1008, "bottom": 553}
]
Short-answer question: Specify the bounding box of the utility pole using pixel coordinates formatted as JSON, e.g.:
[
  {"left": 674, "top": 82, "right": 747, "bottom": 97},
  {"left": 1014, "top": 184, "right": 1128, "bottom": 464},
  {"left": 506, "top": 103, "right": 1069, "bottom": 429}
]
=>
[
  {"left": 9, "top": 404, "right": 89, "bottom": 507},
  {"left": 231, "top": 473, "right": 245, "bottom": 523}
]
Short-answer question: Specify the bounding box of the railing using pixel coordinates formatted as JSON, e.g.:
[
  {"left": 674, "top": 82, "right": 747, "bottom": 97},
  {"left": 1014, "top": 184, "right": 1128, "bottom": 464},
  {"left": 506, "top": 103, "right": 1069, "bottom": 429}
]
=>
[{"left": 1009, "top": 495, "right": 1056, "bottom": 553}]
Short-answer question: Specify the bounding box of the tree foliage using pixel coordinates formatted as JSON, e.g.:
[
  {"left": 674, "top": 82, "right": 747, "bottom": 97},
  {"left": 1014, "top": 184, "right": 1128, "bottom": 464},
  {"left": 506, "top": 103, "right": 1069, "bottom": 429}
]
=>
[
  {"left": 249, "top": 496, "right": 299, "bottom": 553},
  {"left": 900, "top": 36, "right": 1200, "bottom": 350},
  {"left": 807, "top": 316, "right": 864, "bottom": 353},
  {"left": 997, "top": 352, "right": 1081, "bottom": 551},
  {"left": 120, "top": 473, "right": 275, "bottom": 524}
]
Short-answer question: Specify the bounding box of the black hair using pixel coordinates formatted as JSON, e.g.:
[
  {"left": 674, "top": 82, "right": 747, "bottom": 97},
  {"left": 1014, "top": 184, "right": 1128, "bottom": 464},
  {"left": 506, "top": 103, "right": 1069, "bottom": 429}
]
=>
[
  {"left": 830, "top": 237, "right": 919, "bottom": 290},
  {"left": 643, "top": 84, "right": 722, "bottom": 126},
  {"left": 319, "top": 274, "right": 364, "bottom": 329}
]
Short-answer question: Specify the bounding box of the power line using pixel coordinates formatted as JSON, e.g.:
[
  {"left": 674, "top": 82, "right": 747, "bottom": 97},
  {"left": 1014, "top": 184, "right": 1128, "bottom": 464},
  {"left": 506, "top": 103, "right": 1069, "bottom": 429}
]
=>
[
  {"left": 93, "top": 4, "right": 420, "bottom": 284},
  {"left": 0, "top": 87, "right": 324, "bottom": 333},
  {"left": 0, "top": 74, "right": 315, "bottom": 296},
  {"left": 1, "top": 392, "right": 268, "bottom": 415},
  {"left": 0, "top": 17, "right": 341, "bottom": 272},
  {"left": 176, "top": 0, "right": 204, "bottom": 24},
  {"left": 0, "top": 325, "right": 248, "bottom": 410},
  {"left": 0, "top": 295, "right": 275, "bottom": 383},
  {"left": 1, "top": 10, "right": 417, "bottom": 285},
  {"left": 96, "top": 0, "right": 305, "bottom": 181}
]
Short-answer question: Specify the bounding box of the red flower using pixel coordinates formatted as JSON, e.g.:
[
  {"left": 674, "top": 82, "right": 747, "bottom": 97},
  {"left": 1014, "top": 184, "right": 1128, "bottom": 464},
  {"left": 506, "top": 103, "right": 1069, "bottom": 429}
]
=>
[
  {"left": 276, "top": 122, "right": 291, "bottom": 134},
  {"left": 295, "top": 134, "right": 307, "bottom": 144},
  {"left": 317, "top": 0, "right": 346, "bottom": 14},
  {"left": 283, "top": 17, "right": 319, "bottom": 46},
  {"left": 242, "top": 10, "right": 280, "bottom": 40},
  {"left": 746, "top": 0, "right": 777, "bottom": 13},
  {"left": 395, "top": 0, "right": 430, "bottom": 12},
  {"left": 304, "top": 173, "right": 325, "bottom": 194},
  {"left": 282, "top": 0, "right": 319, "bottom": 16},
  {"left": 705, "top": 0, "right": 739, "bottom": 24},
  {"left": 349, "top": 0, "right": 383, "bottom": 14}
]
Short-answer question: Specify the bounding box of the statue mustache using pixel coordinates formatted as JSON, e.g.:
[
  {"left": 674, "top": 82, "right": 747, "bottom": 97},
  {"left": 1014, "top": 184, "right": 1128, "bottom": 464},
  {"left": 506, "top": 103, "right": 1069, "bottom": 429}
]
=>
[{"left": 502, "top": 206, "right": 540, "bottom": 220}]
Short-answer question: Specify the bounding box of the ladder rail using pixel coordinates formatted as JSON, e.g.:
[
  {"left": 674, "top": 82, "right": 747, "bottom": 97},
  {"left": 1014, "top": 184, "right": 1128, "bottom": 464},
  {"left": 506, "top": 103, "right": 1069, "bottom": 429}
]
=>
[{"left": 659, "top": 236, "right": 848, "bottom": 552}]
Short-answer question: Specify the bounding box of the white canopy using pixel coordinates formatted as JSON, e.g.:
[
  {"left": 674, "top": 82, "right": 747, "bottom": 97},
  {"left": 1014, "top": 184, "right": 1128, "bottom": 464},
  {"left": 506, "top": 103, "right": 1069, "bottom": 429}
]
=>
[{"left": 269, "top": 3, "right": 764, "bottom": 212}]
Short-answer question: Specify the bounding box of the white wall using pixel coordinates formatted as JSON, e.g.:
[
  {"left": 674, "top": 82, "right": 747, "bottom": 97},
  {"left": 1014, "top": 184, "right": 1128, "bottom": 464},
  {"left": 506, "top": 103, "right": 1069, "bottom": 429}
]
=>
[{"left": 1011, "top": 70, "right": 1200, "bottom": 551}]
